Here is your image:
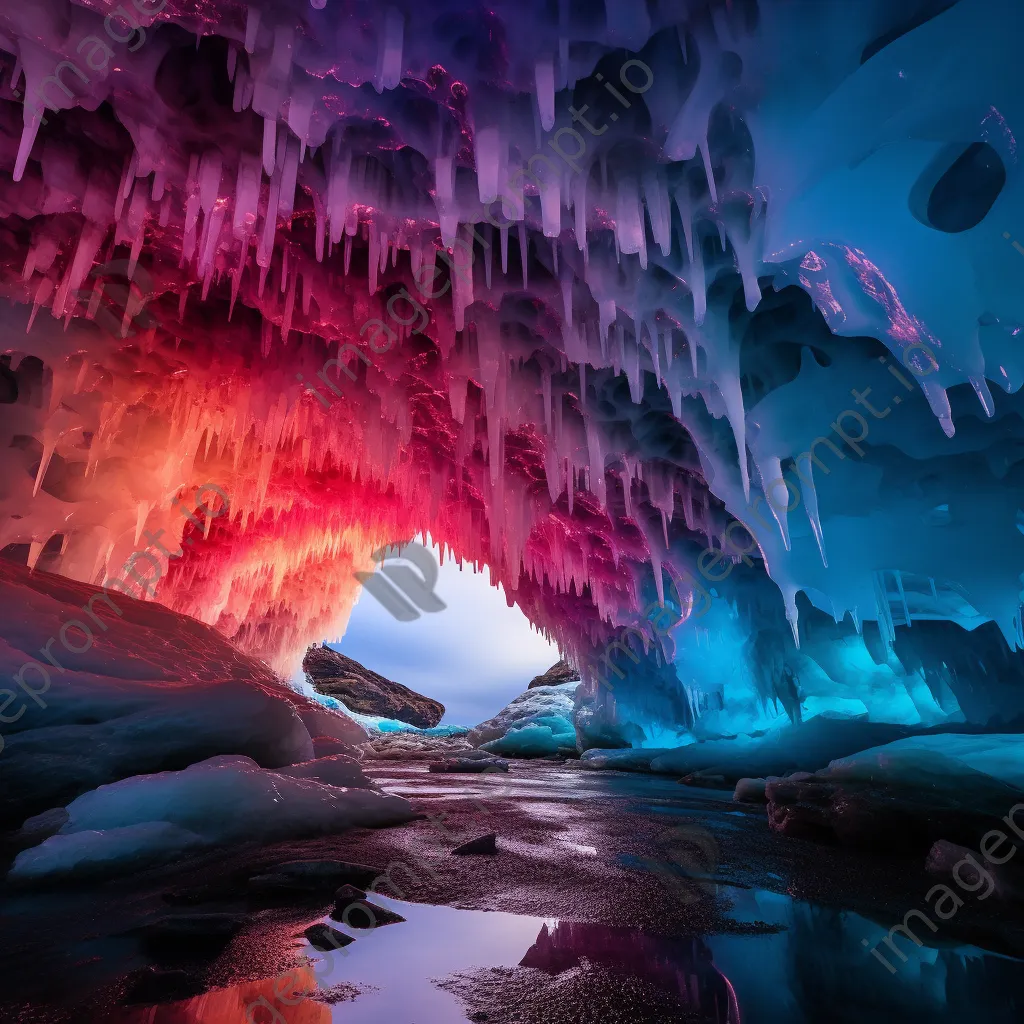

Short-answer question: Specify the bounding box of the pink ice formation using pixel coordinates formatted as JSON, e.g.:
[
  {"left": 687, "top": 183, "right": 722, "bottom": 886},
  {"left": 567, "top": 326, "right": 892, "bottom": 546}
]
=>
[{"left": 1, "top": 0, "right": 1023, "bottom": 740}]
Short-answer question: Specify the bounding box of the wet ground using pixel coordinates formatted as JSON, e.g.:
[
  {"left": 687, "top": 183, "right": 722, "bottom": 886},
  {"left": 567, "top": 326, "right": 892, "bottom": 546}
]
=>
[{"left": 3, "top": 763, "right": 1023, "bottom": 1023}]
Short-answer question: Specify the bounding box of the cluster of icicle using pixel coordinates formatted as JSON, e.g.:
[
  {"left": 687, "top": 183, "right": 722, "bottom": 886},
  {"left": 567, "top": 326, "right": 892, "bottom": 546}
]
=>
[{"left": 1, "top": 0, "right": 1022, "bottom": 688}]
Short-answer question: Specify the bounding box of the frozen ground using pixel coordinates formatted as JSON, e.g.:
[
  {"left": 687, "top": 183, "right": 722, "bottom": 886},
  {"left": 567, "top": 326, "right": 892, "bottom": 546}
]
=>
[{"left": 2, "top": 763, "right": 1024, "bottom": 1023}]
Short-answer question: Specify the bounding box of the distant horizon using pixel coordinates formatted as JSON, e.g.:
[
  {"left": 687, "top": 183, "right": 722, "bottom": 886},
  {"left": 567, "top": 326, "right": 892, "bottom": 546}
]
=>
[{"left": 303, "top": 542, "right": 561, "bottom": 726}]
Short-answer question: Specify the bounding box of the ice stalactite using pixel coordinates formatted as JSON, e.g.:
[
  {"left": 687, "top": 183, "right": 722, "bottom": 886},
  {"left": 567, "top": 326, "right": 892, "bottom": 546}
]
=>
[{"left": 0, "top": 0, "right": 1020, "bottom": 741}]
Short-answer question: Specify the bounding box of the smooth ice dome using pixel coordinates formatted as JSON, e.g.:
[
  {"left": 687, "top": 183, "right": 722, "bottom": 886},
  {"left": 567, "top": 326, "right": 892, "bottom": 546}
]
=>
[{"left": 9, "top": 754, "right": 415, "bottom": 882}]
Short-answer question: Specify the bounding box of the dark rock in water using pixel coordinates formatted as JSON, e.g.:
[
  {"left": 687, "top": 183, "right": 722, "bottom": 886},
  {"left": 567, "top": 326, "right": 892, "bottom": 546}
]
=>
[
  {"left": 304, "top": 923, "right": 355, "bottom": 951},
  {"left": 429, "top": 756, "right": 509, "bottom": 773},
  {"left": 333, "top": 898, "right": 406, "bottom": 928},
  {"left": 528, "top": 660, "right": 580, "bottom": 689},
  {"left": 248, "top": 859, "right": 381, "bottom": 893},
  {"left": 303, "top": 644, "right": 445, "bottom": 728},
  {"left": 453, "top": 833, "right": 497, "bottom": 855},
  {"left": 333, "top": 883, "right": 367, "bottom": 906}
]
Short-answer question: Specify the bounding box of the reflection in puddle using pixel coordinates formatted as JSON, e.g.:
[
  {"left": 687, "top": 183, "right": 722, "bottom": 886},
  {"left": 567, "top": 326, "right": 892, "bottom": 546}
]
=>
[
  {"left": 519, "top": 919, "right": 740, "bottom": 1022},
  {"left": 111, "top": 966, "right": 330, "bottom": 1023},
  {"left": 109, "top": 889, "right": 1023, "bottom": 1024},
  {"left": 711, "top": 887, "right": 1024, "bottom": 1024}
]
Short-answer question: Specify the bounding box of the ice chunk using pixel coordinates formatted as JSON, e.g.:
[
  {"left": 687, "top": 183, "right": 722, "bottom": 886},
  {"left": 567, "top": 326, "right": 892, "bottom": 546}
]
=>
[{"left": 9, "top": 755, "right": 415, "bottom": 883}]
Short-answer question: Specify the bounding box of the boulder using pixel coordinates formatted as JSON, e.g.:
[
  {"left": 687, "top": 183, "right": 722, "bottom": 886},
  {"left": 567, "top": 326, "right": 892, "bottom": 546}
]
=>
[
  {"left": 333, "top": 899, "right": 406, "bottom": 928},
  {"left": 925, "top": 839, "right": 1024, "bottom": 902},
  {"left": 453, "top": 833, "right": 497, "bottom": 855},
  {"left": 304, "top": 923, "right": 355, "bottom": 951},
  {"left": 303, "top": 645, "right": 444, "bottom": 728},
  {"left": 733, "top": 777, "right": 769, "bottom": 803},
  {"left": 528, "top": 660, "right": 580, "bottom": 689}
]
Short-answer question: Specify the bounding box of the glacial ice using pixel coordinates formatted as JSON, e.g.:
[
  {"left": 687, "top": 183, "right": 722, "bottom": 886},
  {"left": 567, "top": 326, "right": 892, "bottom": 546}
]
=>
[
  {"left": 468, "top": 682, "right": 579, "bottom": 758},
  {"left": 9, "top": 754, "right": 416, "bottom": 883},
  {"left": 0, "top": 0, "right": 1022, "bottom": 758},
  {"left": 825, "top": 734, "right": 1024, "bottom": 792},
  {"left": 0, "top": 560, "right": 367, "bottom": 827}
]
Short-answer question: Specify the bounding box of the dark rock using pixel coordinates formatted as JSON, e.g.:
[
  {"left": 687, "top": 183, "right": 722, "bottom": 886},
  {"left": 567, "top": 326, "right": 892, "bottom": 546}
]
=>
[
  {"left": 304, "top": 923, "right": 355, "bottom": 951},
  {"left": 303, "top": 644, "right": 444, "bottom": 728},
  {"left": 248, "top": 859, "right": 381, "bottom": 893},
  {"left": 333, "top": 898, "right": 406, "bottom": 928},
  {"left": 528, "top": 660, "right": 580, "bottom": 689},
  {"left": 926, "top": 839, "right": 1024, "bottom": 901},
  {"left": 453, "top": 833, "right": 497, "bottom": 855},
  {"left": 332, "top": 883, "right": 406, "bottom": 928},
  {"left": 333, "top": 883, "right": 367, "bottom": 906},
  {"left": 678, "top": 770, "right": 730, "bottom": 790},
  {"left": 732, "top": 778, "right": 769, "bottom": 803},
  {"left": 766, "top": 769, "right": 1024, "bottom": 854},
  {"left": 429, "top": 756, "right": 509, "bottom": 773}
]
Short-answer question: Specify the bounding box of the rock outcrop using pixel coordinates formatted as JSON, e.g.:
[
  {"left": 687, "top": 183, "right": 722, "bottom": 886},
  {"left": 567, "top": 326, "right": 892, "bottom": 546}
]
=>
[
  {"left": 302, "top": 645, "right": 445, "bottom": 728},
  {"left": 528, "top": 660, "right": 581, "bottom": 689}
]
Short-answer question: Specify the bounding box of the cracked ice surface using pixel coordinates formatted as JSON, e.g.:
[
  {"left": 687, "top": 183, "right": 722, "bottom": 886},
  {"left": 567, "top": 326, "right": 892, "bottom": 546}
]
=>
[{"left": 0, "top": 0, "right": 1023, "bottom": 743}]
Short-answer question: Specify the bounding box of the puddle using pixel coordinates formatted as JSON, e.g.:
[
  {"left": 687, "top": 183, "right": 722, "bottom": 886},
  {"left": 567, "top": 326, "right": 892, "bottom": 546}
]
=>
[
  {"left": 305, "top": 896, "right": 549, "bottom": 1022},
  {"left": 106, "top": 889, "right": 1024, "bottom": 1023}
]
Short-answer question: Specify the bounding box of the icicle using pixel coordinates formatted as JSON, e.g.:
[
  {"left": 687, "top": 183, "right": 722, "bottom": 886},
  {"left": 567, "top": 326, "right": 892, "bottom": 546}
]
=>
[
  {"left": 699, "top": 134, "right": 718, "bottom": 204},
  {"left": 245, "top": 6, "right": 261, "bottom": 53},
  {"left": 969, "top": 375, "right": 995, "bottom": 417},
  {"left": 32, "top": 438, "right": 57, "bottom": 496},
  {"left": 376, "top": 7, "right": 404, "bottom": 92},
  {"left": 535, "top": 58, "right": 555, "bottom": 131},
  {"left": 920, "top": 379, "right": 955, "bottom": 438},
  {"left": 262, "top": 117, "right": 277, "bottom": 175},
  {"left": 758, "top": 454, "right": 791, "bottom": 550},
  {"left": 483, "top": 224, "right": 493, "bottom": 289},
  {"left": 518, "top": 222, "right": 528, "bottom": 288},
  {"left": 14, "top": 111, "right": 43, "bottom": 183},
  {"left": 642, "top": 168, "right": 671, "bottom": 257},
  {"left": 475, "top": 127, "right": 501, "bottom": 205},
  {"left": 795, "top": 453, "right": 827, "bottom": 567}
]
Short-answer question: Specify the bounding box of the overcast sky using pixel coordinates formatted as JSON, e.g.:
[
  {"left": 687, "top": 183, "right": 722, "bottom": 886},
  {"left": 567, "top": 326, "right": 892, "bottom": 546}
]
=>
[{"left": 308, "top": 542, "right": 561, "bottom": 725}]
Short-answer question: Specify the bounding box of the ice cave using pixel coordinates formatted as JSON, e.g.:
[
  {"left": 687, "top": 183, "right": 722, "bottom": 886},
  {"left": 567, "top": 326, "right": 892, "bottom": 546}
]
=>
[{"left": 0, "top": 0, "right": 1023, "bottom": 1020}]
